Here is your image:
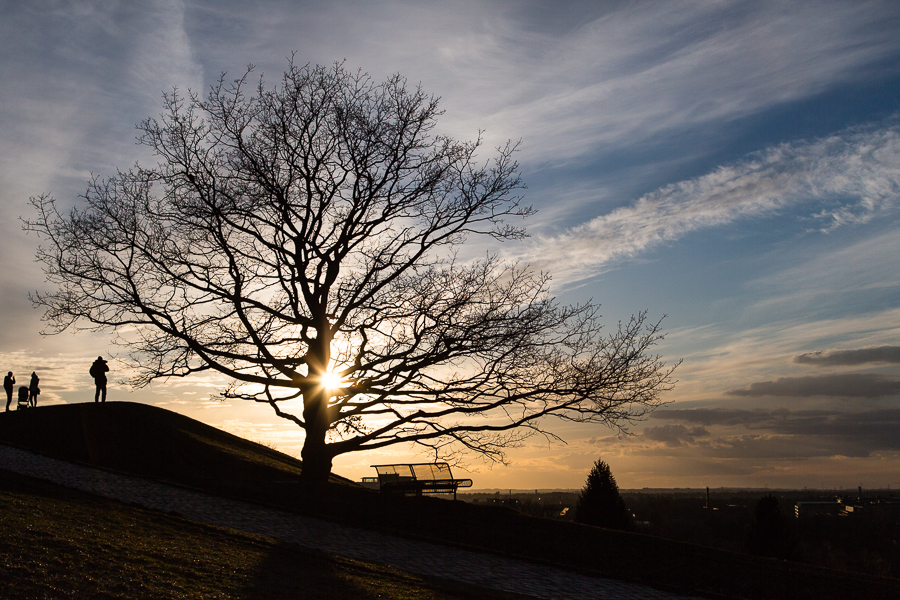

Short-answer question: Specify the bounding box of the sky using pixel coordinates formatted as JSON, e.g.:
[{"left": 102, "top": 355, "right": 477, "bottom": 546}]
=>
[{"left": 2, "top": 0, "right": 900, "bottom": 490}]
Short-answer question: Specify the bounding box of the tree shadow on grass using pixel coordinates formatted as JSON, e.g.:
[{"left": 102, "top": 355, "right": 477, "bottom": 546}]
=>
[{"left": 241, "top": 541, "right": 524, "bottom": 600}]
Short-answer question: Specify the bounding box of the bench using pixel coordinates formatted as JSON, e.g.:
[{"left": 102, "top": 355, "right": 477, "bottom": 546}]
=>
[{"left": 370, "top": 463, "right": 473, "bottom": 499}]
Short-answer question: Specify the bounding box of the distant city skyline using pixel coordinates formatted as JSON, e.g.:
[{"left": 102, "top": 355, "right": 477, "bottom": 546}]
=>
[{"left": 2, "top": 1, "right": 900, "bottom": 489}]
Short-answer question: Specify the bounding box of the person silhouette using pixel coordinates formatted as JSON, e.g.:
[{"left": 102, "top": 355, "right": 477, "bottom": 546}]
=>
[
  {"left": 28, "top": 372, "right": 40, "bottom": 407},
  {"left": 3, "top": 372, "right": 14, "bottom": 411},
  {"left": 90, "top": 356, "right": 109, "bottom": 403}
]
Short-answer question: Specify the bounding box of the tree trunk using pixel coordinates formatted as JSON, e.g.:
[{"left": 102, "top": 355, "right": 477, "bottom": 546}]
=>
[
  {"left": 300, "top": 433, "right": 333, "bottom": 484},
  {"left": 299, "top": 387, "right": 333, "bottom": 484}
]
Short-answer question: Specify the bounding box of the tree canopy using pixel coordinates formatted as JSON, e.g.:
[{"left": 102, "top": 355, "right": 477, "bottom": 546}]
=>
[{"left": 26, "top": 61, "right": 676, "bottom": 483}]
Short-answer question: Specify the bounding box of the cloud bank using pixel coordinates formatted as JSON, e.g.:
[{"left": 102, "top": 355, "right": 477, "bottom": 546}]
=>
[
  {"left": 647, "top": 407, "right": 900, "bottom": 457},
  {"left": 795, "top": 346, "right": 900, "bottom": 366},
  {"left": 726, "top": 373, "right": 900, "bottom": 398},
  {"left": 643, "top": 424, "right": 709, "bottom": 447}
]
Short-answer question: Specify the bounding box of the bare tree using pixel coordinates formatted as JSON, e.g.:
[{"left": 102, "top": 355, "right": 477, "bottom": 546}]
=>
[{"left": 26, "top": 61, "right": 677, "bottom": 483}]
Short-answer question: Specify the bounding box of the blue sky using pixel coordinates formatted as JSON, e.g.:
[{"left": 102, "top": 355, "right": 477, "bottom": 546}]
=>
[{"left": 3, "top": 0, "right": 900, "bottom": 489}]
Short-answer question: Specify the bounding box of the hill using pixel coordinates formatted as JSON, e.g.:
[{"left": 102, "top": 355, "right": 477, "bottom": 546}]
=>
[
  {"left": 0, "top": 401, "right": 352, "bottom": 493},
  {"left": 0, "top": 467, "right": 527, "bottom": 600},
  {"left": 2, "top": 402, "right": 900, "bottom": 600}
]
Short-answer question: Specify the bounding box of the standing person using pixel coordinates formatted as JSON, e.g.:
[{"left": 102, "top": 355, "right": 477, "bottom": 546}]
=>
[
  {"left": 28, "top": 372, "right": 40, "bottom": 407},
  {"left": 3, "top": 372, "right": 14, "bottom": 411},
  {"left": 90, "top": 356, "right": 109, "bottom": 403}
]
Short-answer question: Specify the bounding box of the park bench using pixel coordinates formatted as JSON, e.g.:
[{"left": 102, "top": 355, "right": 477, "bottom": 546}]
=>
[{"left": 370, "top": 462, "right": 473, "bottom": 499}]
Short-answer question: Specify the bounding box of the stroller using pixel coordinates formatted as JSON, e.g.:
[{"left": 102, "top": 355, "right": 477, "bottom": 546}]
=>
[{"left": 17, "top": 386, "right": 29, "bottom": 410}]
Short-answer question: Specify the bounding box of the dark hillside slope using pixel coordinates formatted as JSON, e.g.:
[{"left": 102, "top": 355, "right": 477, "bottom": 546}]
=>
[
  {"left": 2, "top": 403, "right": 900, "bottom": 600},
  {"left": 0, "top": 402, "right": 350, "bottom": 493},
  {"left": 0, "top": 468, "right": 530, "bottom": 600}
]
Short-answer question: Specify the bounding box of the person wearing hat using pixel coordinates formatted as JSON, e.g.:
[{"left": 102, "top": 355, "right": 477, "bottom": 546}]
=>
[{"left": 90, "top": 356, "right": 109, "bottom": 403}]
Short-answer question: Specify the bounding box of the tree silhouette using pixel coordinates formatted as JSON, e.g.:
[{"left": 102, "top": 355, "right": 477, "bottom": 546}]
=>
[
  {"left": 575, "top": 458, "right": 632, "bottom": 530},
  {"left": 746, "top": 494, "right": 795, "bottom": 559},
  {"left": 26, "top": 61, "right": 677, "bottom": 483}
]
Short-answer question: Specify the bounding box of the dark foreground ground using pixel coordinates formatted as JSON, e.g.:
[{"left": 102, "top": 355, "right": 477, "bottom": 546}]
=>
[
  {"left": 2, "top": 402, "right": 899, "bottom": 600},
  {"left": 463, "top": 487, "right": 900, "bottom": 578},
  {"left": 0, "top": 468, "right": 530, "bottom": 600}
]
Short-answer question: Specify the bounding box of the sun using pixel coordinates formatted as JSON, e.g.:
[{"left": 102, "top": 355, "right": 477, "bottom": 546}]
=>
[{"left": 319, "top": 370, "right": 344, "bottom": 392}]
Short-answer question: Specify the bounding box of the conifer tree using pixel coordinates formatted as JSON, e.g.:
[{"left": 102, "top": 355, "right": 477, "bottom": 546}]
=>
[
  {"left": 746, "top": 494, "right": 795, "bottom": 559},
  {"left": 575, "top": 458, "right": 632, "bottom": 530}
]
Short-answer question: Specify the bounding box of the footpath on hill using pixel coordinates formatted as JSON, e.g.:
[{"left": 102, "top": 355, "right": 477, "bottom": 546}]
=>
[{"left": 0, "top": 444, "right": 699, "bottom": 600}]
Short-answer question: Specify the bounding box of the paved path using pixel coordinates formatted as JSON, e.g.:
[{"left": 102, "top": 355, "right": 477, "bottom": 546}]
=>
[{"left": 0, "top": 444, "right": 702, "bottom": 600}]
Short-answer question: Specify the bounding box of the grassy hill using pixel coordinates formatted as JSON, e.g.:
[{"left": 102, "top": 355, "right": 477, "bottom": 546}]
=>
[
  {"left": 2, "top": 402, "right": 900, "bottom": 600},
  {"left": 0, "top": 401, "right": 350, "bottom": 490},
  {"left": 0, "top": 468, "right": 528, "bottom": 599}
]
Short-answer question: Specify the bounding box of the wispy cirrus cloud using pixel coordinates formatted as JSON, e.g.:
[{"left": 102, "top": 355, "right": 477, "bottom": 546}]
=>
[
  {"left": 0, "top": 0, "right": 204, "bottom": 344},
  {"left": 176, "top": 1, "right": 900, "bottom": 163},
  {"left": 474, "top": 1, "right": 900, "bottom": 163},
  {"left": 521, "top": 121, "right": 900, "bottom": 285}
]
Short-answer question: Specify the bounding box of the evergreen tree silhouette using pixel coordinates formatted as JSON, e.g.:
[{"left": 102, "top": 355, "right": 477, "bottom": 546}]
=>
[
  {"left": 746, "top": 493, "right": 795, "bottom": 559},
  {"left": 575, "top": 458, "right": 633, "bottom": 531}
]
